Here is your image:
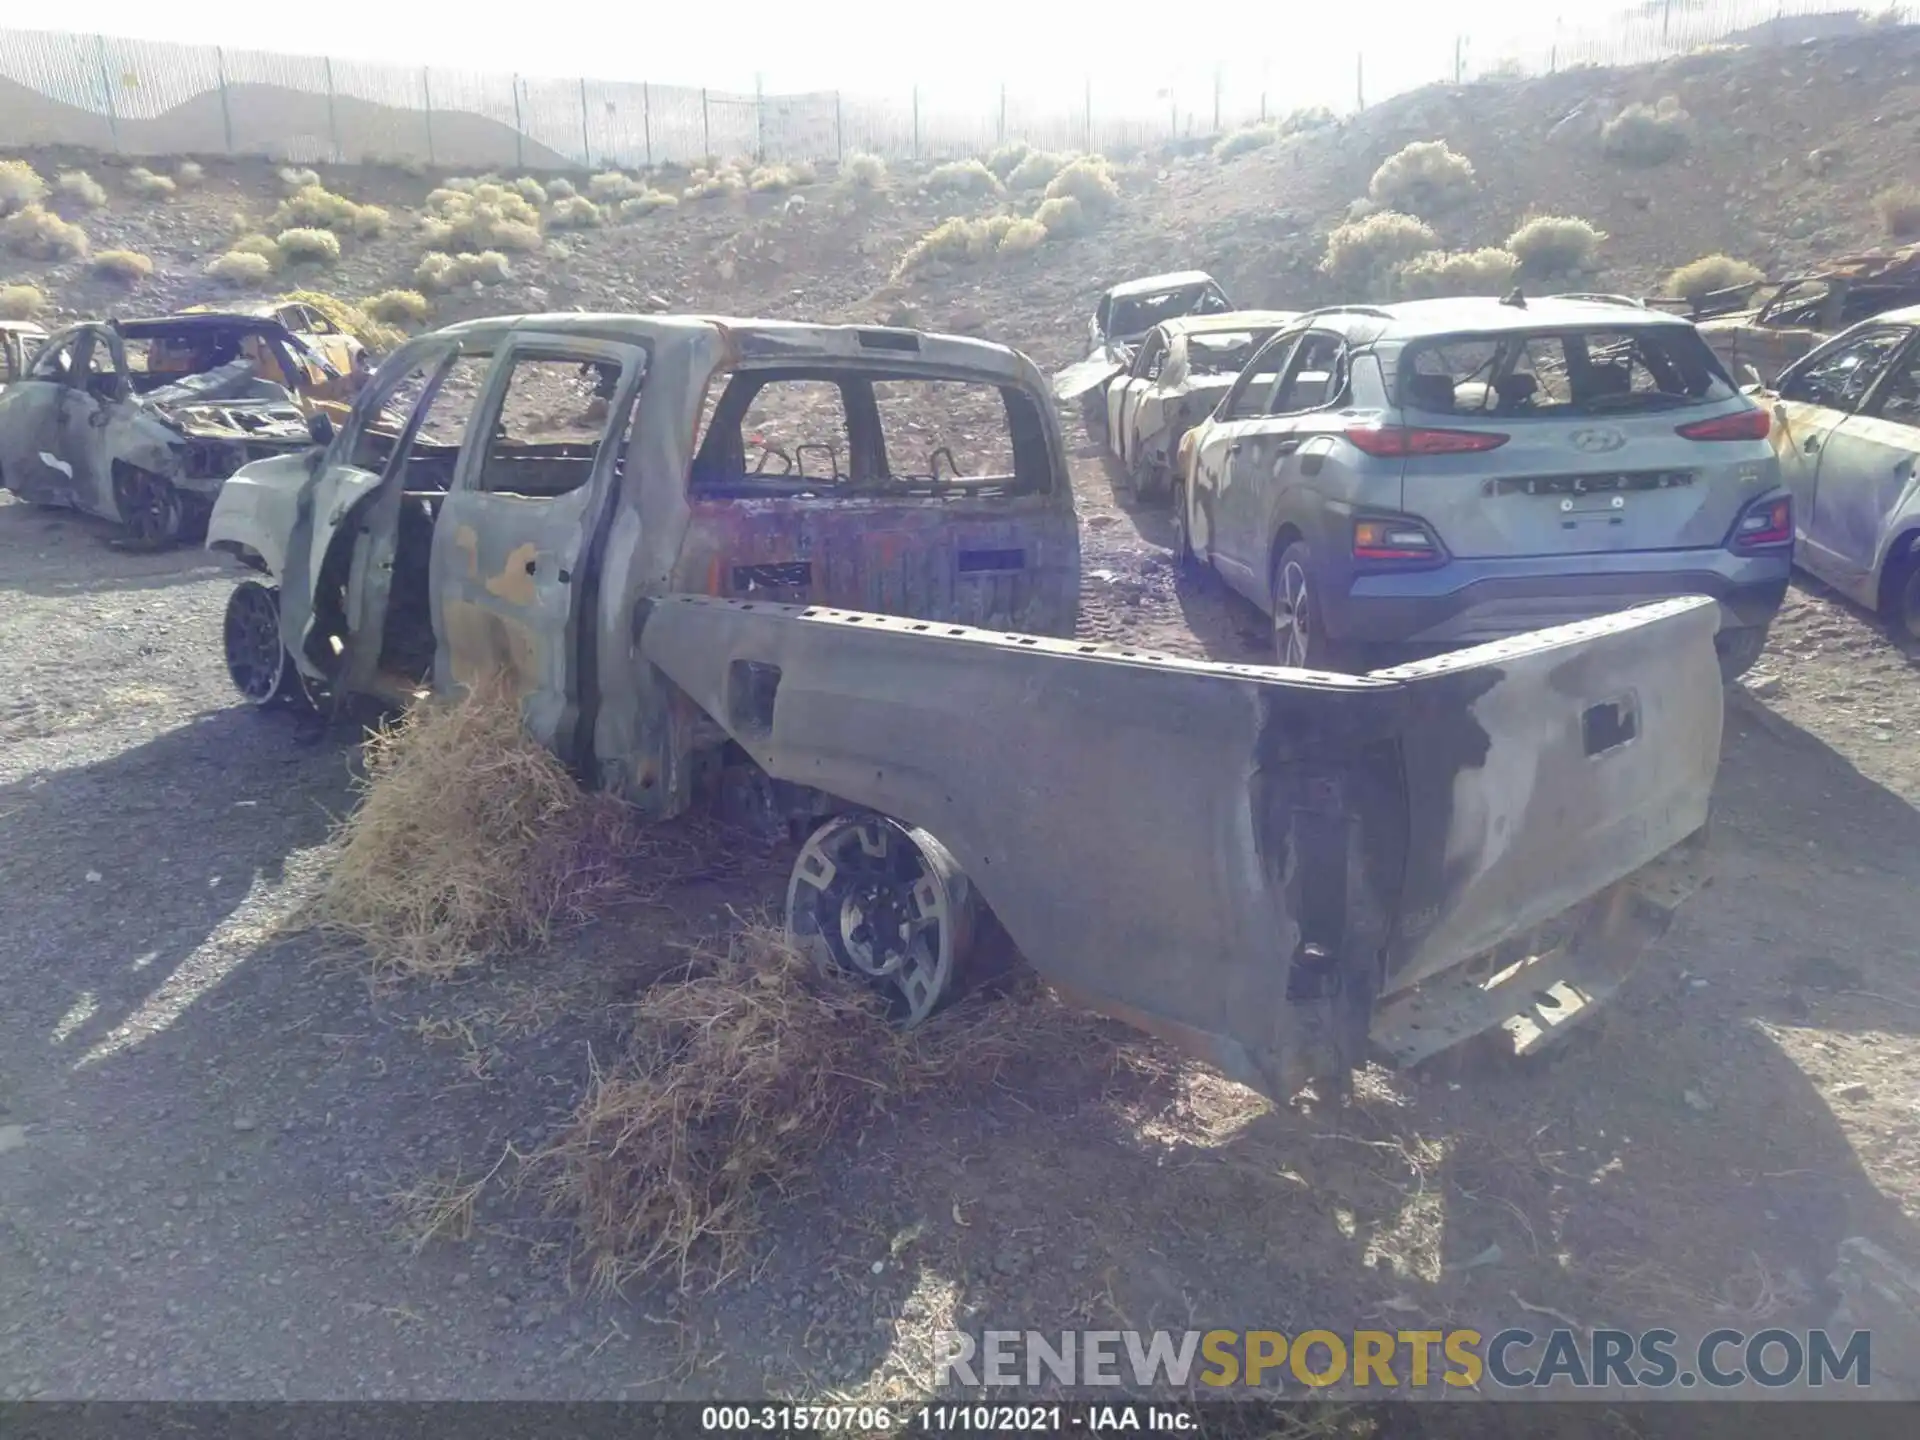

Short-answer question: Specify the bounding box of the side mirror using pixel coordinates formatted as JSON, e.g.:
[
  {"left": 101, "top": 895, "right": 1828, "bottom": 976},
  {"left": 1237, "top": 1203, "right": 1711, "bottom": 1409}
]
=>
[{"left": 307, "top": 411, "right": 335, "bottom": 447}]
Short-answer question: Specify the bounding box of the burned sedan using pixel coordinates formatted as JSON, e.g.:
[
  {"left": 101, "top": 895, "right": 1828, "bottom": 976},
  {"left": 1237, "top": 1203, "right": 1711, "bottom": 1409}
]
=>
[
  {"left": 1054, "top": 270, "right": 1235, "bottom": 429},
  {"left": 208, "top": 310, "right": 1723, "bottom": 1102},
  {"left": 0, "top": 315, "right": 337, "bottom": 546},
  {"left": 1101, "top": 310, "right": 1298, "bottom": 498}
]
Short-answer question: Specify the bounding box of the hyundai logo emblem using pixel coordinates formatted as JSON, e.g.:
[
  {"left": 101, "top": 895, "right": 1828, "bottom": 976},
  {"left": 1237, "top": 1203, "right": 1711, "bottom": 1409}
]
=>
[{"left": 1570, "top": 426, "right": 1628, "bottom": 454}]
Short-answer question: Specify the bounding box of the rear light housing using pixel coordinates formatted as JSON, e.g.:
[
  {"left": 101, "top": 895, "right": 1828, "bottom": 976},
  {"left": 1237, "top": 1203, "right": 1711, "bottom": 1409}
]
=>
[
  {"left": 1345, "top": 423, "right": 1509, "bottom": 457},
  {"left": 1353, "top": 516, "right": 1446, "bottom": 566},
  {"left": 1676, "top": 406, "right": 1772, "bottom": 442},
  {"left": 1728, "top": 493, "right": 1793, "bottom": 551}
]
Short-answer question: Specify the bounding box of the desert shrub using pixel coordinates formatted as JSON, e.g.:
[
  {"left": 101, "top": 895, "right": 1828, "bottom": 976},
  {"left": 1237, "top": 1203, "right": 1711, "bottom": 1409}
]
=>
[
  {"left": 123, "top": 165, "right": 176, "bottom": 201},
  {"left": 892, "top": 213, "right": 1052, "bottom": 277},
  {"left": 506, "top": 176, "right": 547, "bottom": 206},
  {"left": 2, "top": 205, "right": 88, "bottom": 260},
  {"left": 748, "top": 162, "right": 816, "bottom": 193},
  {"left": 55, "top": 170, "right": 107, "bottom": 209},
  {"left": 1007, "top": 149, "right": 1068, "bottom": 191},
  {"left": 90, "top": 248, "right": 154, "bottom": 283},
  {"left": 205, "top": 250, "right": 274, "bottom": 286},
  {"left": 422, "top": 186, "right": 543, "bottom": 252},
  {"left": 547, "top": 177, "right": 577, "bottom": 199},
  {"left": 277, "top": 166, "right": 321, "bottom": 192},
  {"left": 228, "top": 232, "right": 283, "bottom": 269},
  {"left": 1034, "top": 194, "right": 1087, "bottom": 238},
  {"left": 997, "top": 215, "right": 1048, "bottom": 254},
  {"left": 363, "top": 288, "right": 432, "bottom": 325},
  {"left": 843, "top": 152, "right": 887, "bottom": 189},
  {"left": 272, "top": 183, "right": 386, "bottom": 237},
  {"left": 1666, "top": 253, "right": 1765, "bottom": 303},
  {"left": 1394, "top": 246, "right": 1520, "bottom": 298},
  {"left": 926, "top": 159, "right": 1004, "bottom": 197},
  {"left": 683, "top": 167, "right": 746, "bottom": 201},
  {"left": 1320, "top": 210, "right": 1437, "bottom": 292},
  {"left": 278, "top": 290, "right": 405, "bottom": 352},
  {"left": 589, "top": 171, "right": 646, "bottom": 202},
  {"left": 1215, "top": 125, "right": 1278, "bottom": 160},
  {"left": 0, "top": 159, "right": 47, "bottom": 216},
  {"left": 1601, "top": 97, "right": 1691, "bottom": 166},
  {"left": 176, "top": 160, "right": 205, "bottom": 187},
  {"left": 276, "top": 227, "right": 342, "bottom": 265},
  {"left": 414, "top": 249, "right": 511, "bottom": 291},
  {"left": 986, "top": 140, "right": 1030, "bottom": 179},
  {"left": 618, "top": 191, "right": 679, "bottom": 219},
  {"left": 1367, "top": 140, "right": 1475, "bottom": 216},
  {"left": 1043, "top": 156, "right": 1120, "bottom": 214},
  {"left": 1277, "top": 106, "right": 1338, "bottom": 136},
  {"left": 1874, "top": 183, "right": 1920, "bottom": 239},
  {"left": 547, "top": 195, "right": 604, "bottom": 229},
  {"left": 0, "top": 283, "right": 47, "bottom": 319},
  {"left": 1506, "top": 214, "right": 1605, "bottom": 276}
]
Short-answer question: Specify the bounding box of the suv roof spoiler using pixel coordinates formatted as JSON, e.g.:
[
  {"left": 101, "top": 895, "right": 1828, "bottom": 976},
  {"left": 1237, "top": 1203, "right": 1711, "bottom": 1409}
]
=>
[
  {"left": 1547, "top": 292, "right": 1653, "bottom": 310},
  {"left": 1297, "top": 304, "right": 1394, "bottom": 322}
]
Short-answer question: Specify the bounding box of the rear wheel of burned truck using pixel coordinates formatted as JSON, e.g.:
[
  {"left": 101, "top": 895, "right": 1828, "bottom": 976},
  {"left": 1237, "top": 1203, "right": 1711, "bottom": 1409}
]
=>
[
  {"left": 785, "top": 813, "right": 981, "bottom": 1027},
  {"left": 223, "top": 580, "right": 312, "bottom": 711}
]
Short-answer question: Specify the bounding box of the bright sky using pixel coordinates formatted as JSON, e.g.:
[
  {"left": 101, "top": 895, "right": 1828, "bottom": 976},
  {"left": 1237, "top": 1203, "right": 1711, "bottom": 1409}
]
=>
[{"left": 65, "top": 1, "right": 1646, "bottom": 113}]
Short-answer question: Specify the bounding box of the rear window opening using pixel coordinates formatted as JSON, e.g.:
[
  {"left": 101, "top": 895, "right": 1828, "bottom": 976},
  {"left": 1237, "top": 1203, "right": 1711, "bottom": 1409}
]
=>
[
  {"left": 689, "top": 366, "right": 1054, "bottom": 499},
  {"left": 1186, "top": 332, "right": 1272, "bottom": 377},
  {"left": 1399, "top": 327, "right": 1736, "bottom": 418},
  {"left": 1107, "top": 283, "right": 1232, "bottom": 340}
]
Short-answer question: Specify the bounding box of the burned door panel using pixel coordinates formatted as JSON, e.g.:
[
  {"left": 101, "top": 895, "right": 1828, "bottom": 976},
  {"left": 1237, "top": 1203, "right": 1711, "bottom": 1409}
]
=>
[{"left": 639, "top": 593, "right": 1721, "bottom": 1099}]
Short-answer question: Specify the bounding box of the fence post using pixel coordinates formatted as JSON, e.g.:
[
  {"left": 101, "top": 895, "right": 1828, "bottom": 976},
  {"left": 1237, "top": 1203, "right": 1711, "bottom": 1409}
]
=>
[
  {"left": 1084, "top": 77, "right": 1092, "bottom": 153},
  {"left": 214, "top": 47, "right": 234, "bottom": 154},
  {"left": 1662, "top": 0, "right": 1672, "bottom": 43},
  {"left": 423, "top": 69, "right": 436, "bottom": 166},
  {"left": 998, "top": 83, "right": 1007, "bottom": 145},
  {"left": 754, "top": 73, "right": 765, "bottom": 163},
  {"left": 1453, "top": 36, "right": 1463, "bottom": 84},
  {"left": 324, "top": 57, "right": 341, "bottom": 164},
  {"left": 1356, "top": 53, "right": 1365, "bottom": 112},
  {"left": 578, "top": 77, "right": 591, "bottom": 168},
  {"left": 701, "top": 89, "right": 711, "bottom": 164},
  {"left": 834, "top": 92, "right": 844, "bottom": 159},
  {"left": 512, "top": 78, "right": 525, "bottom": 169},
  {"left": 643, "top": 82, "right": 653, "bottom": 167},
  {"left": 912, "top": 85, "right": 920, "bottom": 160},
  {"left": 93, "top": 35, "right": 119, "bottom": 152},
  {"left": 1212, "top": 68, "right": 1221, "bottom": 134}
]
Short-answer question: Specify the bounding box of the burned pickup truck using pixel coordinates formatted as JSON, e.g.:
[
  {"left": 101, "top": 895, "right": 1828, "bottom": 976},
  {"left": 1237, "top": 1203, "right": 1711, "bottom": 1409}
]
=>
[
  {"left": 0, "top": 314, "right": 346, "bottom": 546},
  {"left": 207, "top": 312, "right": 1718, "bottom": 1099}
]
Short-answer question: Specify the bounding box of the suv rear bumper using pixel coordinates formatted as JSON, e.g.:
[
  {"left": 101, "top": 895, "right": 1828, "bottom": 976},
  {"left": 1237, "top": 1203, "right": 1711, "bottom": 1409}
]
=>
[{"left": 1324, "top": 548, "right": 1791, "bottom": 646}]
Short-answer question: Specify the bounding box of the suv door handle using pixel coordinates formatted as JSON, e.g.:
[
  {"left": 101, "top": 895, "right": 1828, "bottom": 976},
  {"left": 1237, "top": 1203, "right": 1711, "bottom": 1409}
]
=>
[{"left": 1273, "top": 438, "right": 1301, "bottom": 456}]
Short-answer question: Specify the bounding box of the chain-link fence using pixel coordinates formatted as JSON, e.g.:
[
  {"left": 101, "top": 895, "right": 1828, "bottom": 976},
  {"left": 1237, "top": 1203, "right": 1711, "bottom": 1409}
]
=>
[{"left": 0, "top": 6, "right": 1906, "bottom": 172}]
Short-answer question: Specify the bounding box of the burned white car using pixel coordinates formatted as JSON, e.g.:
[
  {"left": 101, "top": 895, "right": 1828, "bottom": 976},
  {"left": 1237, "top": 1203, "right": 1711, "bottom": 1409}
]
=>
[
  {"left": 1101, "top": 310, "right": 1298, "bottom": 498},
  {"left": 0, "top": 315, "right": 331, "bottom": 546},
  {"left": 1054, "top": 270, "right": 1234, "bottom": 428}
]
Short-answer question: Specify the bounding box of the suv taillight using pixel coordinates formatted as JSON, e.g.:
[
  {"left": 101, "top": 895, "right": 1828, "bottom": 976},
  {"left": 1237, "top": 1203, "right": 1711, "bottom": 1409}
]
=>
[
  {"left": 1729, "top": 494, "right": 1792, "bottom": 550},
  {"left": 1354, "top": 518, "right": 1444, "bottom": 563},
  {"left": 1345, "top": 424, "right": 1509, "bottom": 457},
  {"left": 1677, "top": 407, "right": 1772, "bottom": 441}
]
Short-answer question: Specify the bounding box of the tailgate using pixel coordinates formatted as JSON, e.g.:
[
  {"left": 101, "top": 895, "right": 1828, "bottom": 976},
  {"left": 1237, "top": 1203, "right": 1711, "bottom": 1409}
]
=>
[{"left": 639, "top": 595, "right": 1721, "bottom": 1098}]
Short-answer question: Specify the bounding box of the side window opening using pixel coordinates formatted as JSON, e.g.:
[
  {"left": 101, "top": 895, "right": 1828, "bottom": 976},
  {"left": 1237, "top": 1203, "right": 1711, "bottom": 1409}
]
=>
[
  {"left": 1781, "top": 329, "right": 1909, "bottom": 413},
  {"left": 1267, "top": 333, "right": 1344, "bottom": 414},
  {"left": 1867, "top": 345, "right": 1920, "bottom": 425},
  {"left": 476, "top": 355, "right": 624, "bottom": 500},
  {"left": 1223, "top": 336, "right": 1298, "bottom": 420},
  {"left": 29, "top": 331, "right": 85, "bottom": 384},
  {"left": 84, "top": 334, "right": 121, "bottom": 399}
]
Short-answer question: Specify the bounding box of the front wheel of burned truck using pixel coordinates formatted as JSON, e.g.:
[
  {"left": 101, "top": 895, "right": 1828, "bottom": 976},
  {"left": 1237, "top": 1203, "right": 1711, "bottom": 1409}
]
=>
[
  {"left": 111, "top": 464, "right": 188, "bottom": 550},
  {"left": 223, "top": 580, "right": 314, "bottom": 713}
]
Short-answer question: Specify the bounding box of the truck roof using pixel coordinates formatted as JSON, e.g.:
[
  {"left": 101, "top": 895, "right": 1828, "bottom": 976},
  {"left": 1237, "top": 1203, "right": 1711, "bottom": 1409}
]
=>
[{"left": 1105, "top": 271, "right": 1218, "bottom": 300}]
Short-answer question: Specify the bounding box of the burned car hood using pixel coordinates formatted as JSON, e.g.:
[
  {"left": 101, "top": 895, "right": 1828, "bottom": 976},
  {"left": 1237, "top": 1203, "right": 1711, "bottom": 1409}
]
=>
[
  {"left": 154, "top": 397, "right": 312, "bottom": 444},
  {"left": 1053, "top": 353, "right": 1126, "bottom": 401}
]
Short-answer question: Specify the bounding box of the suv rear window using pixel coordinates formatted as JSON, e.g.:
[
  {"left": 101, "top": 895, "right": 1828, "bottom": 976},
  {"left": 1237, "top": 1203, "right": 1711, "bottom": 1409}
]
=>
[{"left": 1398, "top": 327, "right": 1736, "bottom": 417}]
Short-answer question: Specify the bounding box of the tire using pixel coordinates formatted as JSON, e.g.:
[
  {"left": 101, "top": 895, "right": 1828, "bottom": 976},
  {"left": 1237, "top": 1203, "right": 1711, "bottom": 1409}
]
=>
[
  {"left": 223, "top": 580, "right": 313, "bottom": 711},
  {"left": 1714, "top": 626, "right": 1769, "bottom": 684},
  {"left": 1171, "top": 480, "right": 1196, "bottom": 571},
  {"left": 1270, "top": 540, "right": 1354, "bottom": 672},
  {"left": 112, "top": 466, "right": 184, "bottom": 549},
  {"left": 1892, "top": 553, "right": 1920, "bottom": 643}
]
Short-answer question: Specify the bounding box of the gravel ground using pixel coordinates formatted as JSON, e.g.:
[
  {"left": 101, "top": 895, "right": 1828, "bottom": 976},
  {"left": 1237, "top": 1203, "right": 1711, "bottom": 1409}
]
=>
[{"left": 2, "top": 446, "right": 1919, "bottom": 1404}]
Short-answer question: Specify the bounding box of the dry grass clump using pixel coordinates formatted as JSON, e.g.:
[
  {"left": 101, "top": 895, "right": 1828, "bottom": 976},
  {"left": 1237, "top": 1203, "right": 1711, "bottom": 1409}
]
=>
[
  {"left": 1034, "top": 194, "right": 1086, "bottom": 238},
  {"left": 1320, "top": 210, "right": 1437, "bottom": 292},
  {"left": 1007, "top": 149, "right": 1069, "bottom": 191},
  {"left": 683, "top": 165, "right": 747, "bottom": 201},
  {"left": 1394, "top": 246, "right": 1519, "bottom": 298},
  {"left": 997, "top": 216, "right": 1047, "bottom": 254},
  {"left": 1043, "top": 155, "right": 1119, "bottom": 215},
  {"left": 123, "top": 165, "right": 176, "bottom": 201},
  {"left": 175, "top": 160, "right": 205, "bottom": 187},
  {"left": 309, "top": 675, "right": 648, "bottom": 982},
  {"left": 275, "top": 227, "right": 342, "bottom": 265},
  {"left": 362, "top": 288, "right": 432, "bottom": 325},
  {"left": 90, "top": 248, "right": 154, "bottom": 283},
  {"left": 926, "top": 158, "right": 1004, "bottom": 198},
  {"left": 1367, "top": 139, "right": 1475, "bottom": 216},
  {"left": 1601, "top": 97, "right": 1691, "bottom": 166},
  {"left": 893, "top": 212, "right": 1053, "bottom": 278},
  {"left": 748, "top": 160, "right": 817, "bottom": 193},
  {"left": 0, "top": 283, "right": 47, "bottom": 319},
  {"left": 1666, "top": 253, "right": 1765, "bottom": 304},
  {"left": 271, "top": 182, "right": 387, "bottom": 237},
  {"left": 843, "top": 152, "right": 887, "bottom": 189},
  {"left": 55, "top": 170, "right": 107, "bottom": 209},
  {"left": 0, "top": 158, "right": 48, "bottom": 215},
  {"left": 588, "top": 170, "right": 646, "bottom": 202},
  {"left": 1874, "top": 183, "right": 1920, "bottom": 239},
  {"left": 534, "top": 919, "right": 1143, "bottom": 1291},
  {"left": 422, "top": 184, "right": 543, "bottom": 252},
  {"left": 205, "top": 250, "right": 274, "bottom": 286},
  {"left": 546, "top": 194, "right": 605, "bottom": 230},
  {"left": 415, "top": 248, "right": 512, "bottom": 291},
  {"left": 1215, "top": 124, "right": 1278, "bottom": 160},
  {"left": 546, "top": 176, "right": 577, "bottom": 200},
  {"left": 229, "top": 232, "right": 284, "bottom": 269},
  {"left": 2, "top": 205, "right": 88, "bottom": 260},
  {"left": 618, "top": 191, "right": 679, "bottom": 219},
  {"left": 985, "top": 140, "right": 1030, "bottom": 180},
  {"left": 504, "top": 176, "right": 547, "bottom": 205},
  {"left": 1506, "top": 214, "right": 1606, "bottom": 277},
  {"left": 278, "top": 166, "right": 322, "bottom": 191}
]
